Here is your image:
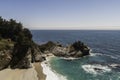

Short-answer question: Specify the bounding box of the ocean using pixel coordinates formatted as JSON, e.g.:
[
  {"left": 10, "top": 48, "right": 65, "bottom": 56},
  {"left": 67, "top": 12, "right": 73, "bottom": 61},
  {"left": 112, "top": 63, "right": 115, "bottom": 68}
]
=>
[{"left": 31, "top": 30, "right": 120, "bottom": 80}]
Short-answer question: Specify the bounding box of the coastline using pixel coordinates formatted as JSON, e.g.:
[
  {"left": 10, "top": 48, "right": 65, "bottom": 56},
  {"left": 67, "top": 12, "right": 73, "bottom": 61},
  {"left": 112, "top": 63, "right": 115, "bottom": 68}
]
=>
[
  {"left": 41, "top": 55, "right": 67, "bottom": 80},
  {"left": 0, "top": 63, "right": 46, "bottom": 80},
  {"left": 33, "top": 62, "right": 46, "bottom": 80},
  {"left": 0, "top": 53, "right": 66, "bottom": 80}
]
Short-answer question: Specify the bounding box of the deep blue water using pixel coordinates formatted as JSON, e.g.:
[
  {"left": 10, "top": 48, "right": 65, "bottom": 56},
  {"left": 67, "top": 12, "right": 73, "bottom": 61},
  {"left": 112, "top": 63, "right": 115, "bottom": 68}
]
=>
[{"left": 31, "top": 30, "right": 120, "bottom": 80}]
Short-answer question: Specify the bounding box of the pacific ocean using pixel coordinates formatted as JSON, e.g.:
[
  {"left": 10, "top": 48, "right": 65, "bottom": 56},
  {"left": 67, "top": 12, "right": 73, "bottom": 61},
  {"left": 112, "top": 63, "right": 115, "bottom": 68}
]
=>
[{"left": 31, "top": 30, "right": 120, "bottom": 80}]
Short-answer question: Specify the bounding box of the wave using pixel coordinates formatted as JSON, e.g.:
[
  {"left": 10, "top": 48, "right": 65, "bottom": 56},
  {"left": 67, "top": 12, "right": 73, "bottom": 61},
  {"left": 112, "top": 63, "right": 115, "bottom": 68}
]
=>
[
  {"left": 82, "top": 64, "right": 111, "bottom": 75},
  {"left": 90, "top": 52, "right": 100, "bottom": 57},
  {"left": 102, "top": 53, "right": 119, "bottom": 60},
  {"left": 41, "top": 62, "right": 67, "bottom": 80},
  {"left": 90, "top": 48, "right": 119, "bottom": 60},
  {"left": 108, "top": 64, "right": 120, "bottom": 72},
  {"left": 90, "top": 52, "right": 120, "bottom": 60},
  {"left": 59, "top": 57, "right": 80, "bottom": 61}
]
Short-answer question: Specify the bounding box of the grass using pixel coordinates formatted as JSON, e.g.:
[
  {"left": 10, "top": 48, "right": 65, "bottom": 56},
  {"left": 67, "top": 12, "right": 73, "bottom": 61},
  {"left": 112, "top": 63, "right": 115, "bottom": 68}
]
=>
[{"left": 0, "top": 39, "right": 14, "bottom": 50}]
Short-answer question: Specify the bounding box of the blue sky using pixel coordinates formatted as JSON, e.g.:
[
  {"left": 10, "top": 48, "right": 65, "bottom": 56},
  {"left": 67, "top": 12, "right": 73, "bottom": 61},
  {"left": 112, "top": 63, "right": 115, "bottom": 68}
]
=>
[{"left": 0, "top": 0, "right": 120, "bottom": 30}]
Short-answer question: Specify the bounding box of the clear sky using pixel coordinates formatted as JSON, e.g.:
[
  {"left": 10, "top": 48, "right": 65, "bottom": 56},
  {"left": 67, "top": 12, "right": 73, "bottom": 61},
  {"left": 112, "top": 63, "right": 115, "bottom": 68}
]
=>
[{"left": 0, "top": 0, "right": 120, "bottom": 30}]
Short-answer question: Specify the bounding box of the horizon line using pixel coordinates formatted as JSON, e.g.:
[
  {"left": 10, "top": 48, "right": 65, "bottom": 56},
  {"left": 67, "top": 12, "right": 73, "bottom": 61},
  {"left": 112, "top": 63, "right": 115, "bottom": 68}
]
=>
[{"left": 30, "top": 29, "right": 120, "bottom": 30}]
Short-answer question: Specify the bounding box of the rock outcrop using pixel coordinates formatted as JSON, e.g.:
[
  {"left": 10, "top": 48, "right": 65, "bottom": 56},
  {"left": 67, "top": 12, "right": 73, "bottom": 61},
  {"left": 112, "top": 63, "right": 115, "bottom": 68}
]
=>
[
  {"left": 0, "top": 39, "right": 45, "bottom": 70},
  {"left": 0, "top": 39, "right": 14, "bottom": 70},
  {"left": 31, "top": 45, "right": 46, "bottom": 62},
  {"left": 0, "top": 50, "right": 12, "bottom": 70},
  {"left": 0, "top": 17, "right": 45, "bottom": 70},
  {"left": 39, "top": 41, "right": 90, "bottom": 58}
]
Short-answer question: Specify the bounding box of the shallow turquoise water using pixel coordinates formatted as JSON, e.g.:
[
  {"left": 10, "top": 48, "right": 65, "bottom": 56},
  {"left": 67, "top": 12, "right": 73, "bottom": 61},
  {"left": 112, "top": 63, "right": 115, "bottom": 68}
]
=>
[{"left": 49, "top": 56, "right": 120, "bottom": 80}]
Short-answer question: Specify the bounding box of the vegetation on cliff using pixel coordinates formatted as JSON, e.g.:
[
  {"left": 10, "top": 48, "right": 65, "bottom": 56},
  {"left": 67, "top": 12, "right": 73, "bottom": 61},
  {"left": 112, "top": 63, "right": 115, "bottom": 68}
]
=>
[
  {"left": 0, "top": 16, "right": 32, "bottom": 42},
  {"left": 0, "top": 16, "right": 42, "bottom": 69}
]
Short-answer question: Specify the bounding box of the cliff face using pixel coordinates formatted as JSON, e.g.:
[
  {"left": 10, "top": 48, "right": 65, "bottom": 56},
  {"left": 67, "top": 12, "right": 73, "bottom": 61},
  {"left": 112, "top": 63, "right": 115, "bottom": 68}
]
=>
[
  {"left": 0, "top": 50, "right": 12, "bottom": 70},
  {"left": 0, "top": 40, "right": 44, "bottom": 70},
  {"left": 0, "top": 17, "right": 44, "bottom": 70},
  {"left": 0, "top": 39, "right": 13, "bottom": 70}
]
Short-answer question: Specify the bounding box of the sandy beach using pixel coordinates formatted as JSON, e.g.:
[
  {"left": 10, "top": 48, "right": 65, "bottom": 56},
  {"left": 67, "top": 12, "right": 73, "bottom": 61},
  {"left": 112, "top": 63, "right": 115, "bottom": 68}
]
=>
[
  {"left": 33, "top": 62, "right": 46, "bottom": 80},
  {"left": 0, "top": 67, "right": 38, "bottom": 80},
  {"left": 0, "top": 63, "right": 46, "bottom": 80},
  {"left": 0, "top": 54, "right": 56, "bottom": 80},
  {"left": 41, "top": 55, "right": 67, "bottom": 80}
]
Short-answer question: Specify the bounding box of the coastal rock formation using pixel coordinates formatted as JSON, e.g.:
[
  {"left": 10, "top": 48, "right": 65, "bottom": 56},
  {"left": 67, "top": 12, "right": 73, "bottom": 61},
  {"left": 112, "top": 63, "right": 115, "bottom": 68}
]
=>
[
  {"left": 31, "top": 45, "right": 46, "bottom": 62},
  {"left": 40, "top": 41, "right": 90, "bottom": 58},
  {"left": 0, "top": 17, "right": 45, "bottom": 70},
  {"left": 10, "top": 48, "right": 32, "bottom": 69},
  {"left": 39, "top": 41, "right": 61, "bottom": 52},
  {"left": 0, "top": 50, "right": 12, "bottom": 70},
  {"left": 10, "top": 44, "right": 45, "bottom": 69},
  {"left": 0, "top": 38, "right": 14, "bottom": 70},
  {"left": 68, "top": 41, "right": 90, "bottom": 57}
]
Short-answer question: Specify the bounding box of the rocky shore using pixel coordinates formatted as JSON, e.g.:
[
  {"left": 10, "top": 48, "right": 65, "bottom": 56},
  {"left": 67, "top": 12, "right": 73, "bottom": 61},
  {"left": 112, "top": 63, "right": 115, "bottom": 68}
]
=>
[
  {"left": 0, "top": 17, "right": 90, "bottom": 80},
  {"left": 39, "top": 41, "right": 90, "bottom": 58}
]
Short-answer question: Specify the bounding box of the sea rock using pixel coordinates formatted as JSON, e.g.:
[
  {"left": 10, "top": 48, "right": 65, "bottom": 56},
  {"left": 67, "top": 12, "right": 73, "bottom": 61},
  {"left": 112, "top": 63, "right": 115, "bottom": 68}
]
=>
[
  {"left": 52, "top": 46, "right": 67, "bottom": 57},
  {"left": 41, "top": 41, "right": 90, "bottom": 58},
  {"left": 69, "top": 41, "right": 90, "bottom": 56},
  {"left": 39, "top": 41, "right": 62, "bottom": 52}
]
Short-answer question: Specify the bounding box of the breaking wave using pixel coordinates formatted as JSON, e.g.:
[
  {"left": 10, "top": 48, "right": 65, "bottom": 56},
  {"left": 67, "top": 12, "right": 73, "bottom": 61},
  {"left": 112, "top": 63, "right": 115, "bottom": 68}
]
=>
[
  {"left": 41, "top": 62, "right": 68, "bottom": 80},
  {"left": 82, "top": 64, "right": 111, "bottom": 75}
]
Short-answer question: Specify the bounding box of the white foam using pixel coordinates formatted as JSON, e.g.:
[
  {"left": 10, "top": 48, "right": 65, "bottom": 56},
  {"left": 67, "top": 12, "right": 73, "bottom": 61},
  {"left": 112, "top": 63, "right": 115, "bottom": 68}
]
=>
[
  {"left": 41, "top": 62, "right": 67, "bottom": 80},
  {"left": 109, "top": 64, "right": 120, "bottom": 68},
  {"left": 90, "top": 52, "right": 105, "bottom": 57},
  {"left": 90, "top": 52, "right": 97, "bottom": 56},
  {"left": 60, "top": 57, "right": 80, "bottom": 60},
  {"left": 82, "top": 64, "right": 111, "bottom": 75}
]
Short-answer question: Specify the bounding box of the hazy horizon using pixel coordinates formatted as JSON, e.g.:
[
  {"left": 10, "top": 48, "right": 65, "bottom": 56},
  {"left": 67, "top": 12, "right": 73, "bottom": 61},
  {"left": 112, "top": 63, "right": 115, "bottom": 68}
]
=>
[
  {"left": 1, "top": 0, "right": 120, "bottom": 30},
  {"left": 30, "top": 26, "right": 120, "bottom": 30}
]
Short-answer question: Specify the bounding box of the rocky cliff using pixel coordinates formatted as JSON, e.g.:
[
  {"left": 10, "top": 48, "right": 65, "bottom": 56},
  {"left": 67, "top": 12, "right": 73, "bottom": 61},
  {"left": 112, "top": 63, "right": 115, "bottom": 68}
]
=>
[{"left": 0, "top": 17, "right": 44, "bottom": 70}]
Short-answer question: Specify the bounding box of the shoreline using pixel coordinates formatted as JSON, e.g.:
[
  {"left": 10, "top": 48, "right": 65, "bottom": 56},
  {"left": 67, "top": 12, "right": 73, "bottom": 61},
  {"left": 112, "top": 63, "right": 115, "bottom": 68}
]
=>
[
  {"left": 0, "top": 63, "right": 46, "bottom": 80},
  {"left": 41, "top": 55, "right": 67, "bottom": 80},
  {"left": 33, "top": 62, "right": 46, "bottom": 80},
  {"left": 0, "top": 53, "right": 74, "bottom": 80}
]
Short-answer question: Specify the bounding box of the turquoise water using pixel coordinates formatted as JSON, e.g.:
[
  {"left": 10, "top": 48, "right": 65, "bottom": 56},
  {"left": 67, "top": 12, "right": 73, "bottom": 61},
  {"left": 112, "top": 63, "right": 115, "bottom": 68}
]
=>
[
  {"left": 49, "top": 56, "right": 120, "bottom": 80},
  {"left": 32, "top": 30, "right": 120, "bottom": 80}
]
